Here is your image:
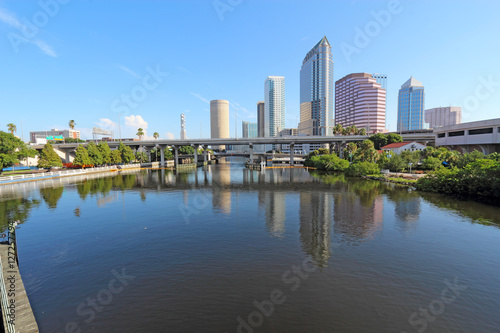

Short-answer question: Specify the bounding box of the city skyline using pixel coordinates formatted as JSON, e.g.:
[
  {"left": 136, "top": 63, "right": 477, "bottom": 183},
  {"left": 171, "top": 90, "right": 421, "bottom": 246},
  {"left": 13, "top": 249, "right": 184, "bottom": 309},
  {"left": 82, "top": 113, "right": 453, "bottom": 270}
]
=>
[{"left": 1, "top": 1, "right": 500, "bottom": 140}]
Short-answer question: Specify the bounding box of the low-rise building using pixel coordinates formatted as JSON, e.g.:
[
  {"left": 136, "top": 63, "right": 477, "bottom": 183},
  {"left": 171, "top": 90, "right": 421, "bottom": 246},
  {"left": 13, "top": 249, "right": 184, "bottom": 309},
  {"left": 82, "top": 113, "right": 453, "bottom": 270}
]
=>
[
  {"left": 381, "top": 141, "right": 427, "bottom": 154},
  {"left": 30, "top": 129, "right": 80, "bottom": 143}
]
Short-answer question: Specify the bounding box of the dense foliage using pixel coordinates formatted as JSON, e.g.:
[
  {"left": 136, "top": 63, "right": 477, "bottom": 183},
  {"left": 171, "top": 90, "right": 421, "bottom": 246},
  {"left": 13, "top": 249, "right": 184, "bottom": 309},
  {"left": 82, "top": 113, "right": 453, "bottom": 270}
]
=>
[
  {"left": 86, "top": 142, "right": 103, "bottom": 166},
  {"left": 345, "top": 161, "right": 380, "bottom": 177},
  {"left": 305, "top": 154, "right": 349, "bottom": 171},
  {"left": 416, "top": 159, "right": 500, "bottom": 205},
  {"left": 0, "top": 131, "right": 37, "bottom": 172},
  {"left": 73, "top": 145, "right": 92, "bottom": 167},
  {"left": 98, "top": 142, "right": 112, "bottom": 165},
  {"left": 119, "top": 143, "right": 135, "bottom": 163},
  {"left": 37, "top": 142, "right": 63, "bottom": 169}
]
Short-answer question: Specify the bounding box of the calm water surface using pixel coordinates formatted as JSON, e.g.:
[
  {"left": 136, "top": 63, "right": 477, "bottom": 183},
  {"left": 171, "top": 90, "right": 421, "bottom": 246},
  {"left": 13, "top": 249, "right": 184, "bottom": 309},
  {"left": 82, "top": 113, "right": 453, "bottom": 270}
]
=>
[{"left": 1, "top": 162, "right": 500, "bottom": 333}]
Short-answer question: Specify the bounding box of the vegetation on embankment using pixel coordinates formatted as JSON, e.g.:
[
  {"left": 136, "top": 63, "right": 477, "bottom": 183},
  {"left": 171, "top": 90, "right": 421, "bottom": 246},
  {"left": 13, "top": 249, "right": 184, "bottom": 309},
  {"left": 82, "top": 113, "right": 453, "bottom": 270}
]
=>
[{"left": 415, "top": 157, "right": 500, "bottom": 206}]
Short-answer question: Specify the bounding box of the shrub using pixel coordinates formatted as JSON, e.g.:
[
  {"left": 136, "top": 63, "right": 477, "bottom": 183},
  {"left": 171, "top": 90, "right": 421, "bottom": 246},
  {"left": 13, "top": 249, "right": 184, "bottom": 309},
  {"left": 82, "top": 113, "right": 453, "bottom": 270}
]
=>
[{"left": 345, "top": 162, "right": 380, "bottom": 177}]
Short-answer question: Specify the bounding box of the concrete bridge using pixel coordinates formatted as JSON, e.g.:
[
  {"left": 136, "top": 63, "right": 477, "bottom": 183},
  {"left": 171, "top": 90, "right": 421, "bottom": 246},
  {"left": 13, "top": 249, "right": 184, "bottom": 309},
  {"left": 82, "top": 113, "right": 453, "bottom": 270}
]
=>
[{"left": 31, "top": 133, "right": 435, "bottom": 167}]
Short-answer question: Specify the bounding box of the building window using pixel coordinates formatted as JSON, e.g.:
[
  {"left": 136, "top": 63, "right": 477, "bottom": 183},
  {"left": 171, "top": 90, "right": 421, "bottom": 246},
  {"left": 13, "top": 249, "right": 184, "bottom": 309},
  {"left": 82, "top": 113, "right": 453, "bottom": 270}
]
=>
[
  {"left": 448, "top": 131, "right": 465, "bottom": 137},
  {"left": 468, "top": 128, "right": 493, "bottom": 135}
]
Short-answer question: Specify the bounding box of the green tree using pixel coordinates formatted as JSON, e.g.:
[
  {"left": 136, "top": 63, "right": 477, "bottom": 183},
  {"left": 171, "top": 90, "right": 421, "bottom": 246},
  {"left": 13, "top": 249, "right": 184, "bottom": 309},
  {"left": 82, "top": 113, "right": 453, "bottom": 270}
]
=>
[
  {"left": 385, "top": 153, "right": 406, "bottom": 172},
  {"left": 164, "top": 149, "right": 173, "bottom": 160},
  {"left": 68, "top": 120, "right": 76, "bottom": 130},
  {"left": 455, "top": 151, "right": 484, "bottom": 169},
  {"left": 86, "top": 142, "right": 102, "bottom": 166},
  {"left": 135, "top": 151, "right": 148, "bottom": 163},
  {"left": 73, "top": 145, "right": 92, "bottom": 167},
  {"left": 6, "top": 123, "right": 16, "bottom": 135},
  {"left": 0, "top": 131, "right": 36, "bottom": 172},
  {"left": 421, "top": 146, "right": 436, "bottom": 159},
  {"left": 37, "top": 142, "right": 63, "bottom": 169},
  {"left": 422, "top": 156, "right": 441, "bottom": 171},
  {"left": 358, "top": 128, "right": 367, "bottom": 136},
  {"left": 179, "top": 145, "right": 195, "bottom": 154},
  {"left": 98, "top": 142, "right": 112, "bottom": 165},
  {"left": 119, "top": 143, "right": 135, "bottom": 163},
  {"left": 369, "top": 133, "right": 388, "bottom": 150},
  {"left": 386, "top": 133, "right": 403, "bottom": 145},
  {"left": 153, "top": 132, "right": 159, "bottom": 140},
  {"left": 333, "top": 124, "right": 343, "bottom": 135},
  {"left": 345, "top": 161, "right": 380, "bottom": 177},
  {"left": 136, "top": 128, "right": 145, "bottom": 140},
  {"left": 110, "top": 150, "right": 122, "bottom": 164}
]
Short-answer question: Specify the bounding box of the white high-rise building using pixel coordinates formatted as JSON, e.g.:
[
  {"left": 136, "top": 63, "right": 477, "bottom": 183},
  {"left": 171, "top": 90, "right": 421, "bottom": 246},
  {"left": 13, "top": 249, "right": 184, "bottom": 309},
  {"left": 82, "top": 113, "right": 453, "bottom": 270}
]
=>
[
  {"left": 425, "top": 106, "right": 462, "bottom": 129},
  {"left": 180, "top": 113, "right": 186, "bottom": 139},
  {"left": 264, "top": 76, "right": 285, "bottom": 138},
  {"left": 299, "top": 36, "right": 334, "bottom": 136}
]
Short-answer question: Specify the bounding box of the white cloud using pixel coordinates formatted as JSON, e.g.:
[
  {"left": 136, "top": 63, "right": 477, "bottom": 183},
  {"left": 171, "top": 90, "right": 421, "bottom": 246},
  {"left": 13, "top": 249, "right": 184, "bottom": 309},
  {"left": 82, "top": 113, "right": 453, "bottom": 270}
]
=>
[
  {"left": 118, "top": 65, "right": 141, "bottom": 79},
  {"left": 165, "top": 132, "right": 175, "bottom": 140},
  {"left": 96, "top": 118, "right": 118, "bottom": 130},
  {"left": 125, "top": 115, "right": 148, "bottom": 130},
  {"left": 190, "top": 92, "right": 210, "bottom": 104},
  {"left": 0, "top": 7, "right": 58, "bottom": 57}
]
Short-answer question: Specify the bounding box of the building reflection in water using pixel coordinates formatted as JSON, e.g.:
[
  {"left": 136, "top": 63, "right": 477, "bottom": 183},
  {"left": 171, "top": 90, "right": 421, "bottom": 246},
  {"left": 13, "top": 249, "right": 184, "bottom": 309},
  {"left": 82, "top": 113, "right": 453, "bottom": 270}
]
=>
[
  {"left": 392, "top": 190, "right": 421, "bottom": 235},
  {"left": 258, "top": 190, "right": 286, "bottom": 237},
  {"left": 299, "top": 191, "right": 333, "bottom": 267},
  {"left": 332, "top": 191, "right": 384, "bottom": 244},
  {"left": 211, "top": 165, "right": 231, "bottom": 214}
]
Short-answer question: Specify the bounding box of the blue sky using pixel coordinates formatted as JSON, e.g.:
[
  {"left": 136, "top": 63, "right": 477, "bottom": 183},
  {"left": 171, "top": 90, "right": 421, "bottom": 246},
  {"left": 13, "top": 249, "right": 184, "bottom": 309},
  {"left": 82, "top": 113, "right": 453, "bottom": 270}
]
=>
[{"left": 1, "top": 0, "right": 499, "bottom": 140}]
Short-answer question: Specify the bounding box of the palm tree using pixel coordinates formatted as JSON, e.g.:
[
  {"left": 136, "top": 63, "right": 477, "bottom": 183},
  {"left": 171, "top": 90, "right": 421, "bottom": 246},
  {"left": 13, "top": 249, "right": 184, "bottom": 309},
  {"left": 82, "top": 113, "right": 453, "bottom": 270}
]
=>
[
  {"left": 153, "top": 132, "right": 159, "bottom": 140},
  {"left": 68, "top": 120, "right": 76, "bottom": 130},
  {"left": 358, "top": 128, "right": 367, "bottom": 136},
  {"left": 333, "top": 124, "right": 343, "bottom": 136},
  {"left": 136, "top": 128, "right": 145, "bottom": 140},
  {"left": 341, "top": 128, "right": 349, "bottom": 136},
  {"left": 7, "top": 123, "right": 16, "bottom": 135},
  {"left": 349, "top": 125, "right": 358, "bottom": 136}
]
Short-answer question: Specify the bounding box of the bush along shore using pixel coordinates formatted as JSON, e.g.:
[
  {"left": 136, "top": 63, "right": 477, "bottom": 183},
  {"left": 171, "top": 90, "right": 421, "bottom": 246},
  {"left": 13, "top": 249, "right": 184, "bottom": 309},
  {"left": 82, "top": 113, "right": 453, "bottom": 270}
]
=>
[{"left": 303, "top": 137, "right": 500, "bottom": 206}]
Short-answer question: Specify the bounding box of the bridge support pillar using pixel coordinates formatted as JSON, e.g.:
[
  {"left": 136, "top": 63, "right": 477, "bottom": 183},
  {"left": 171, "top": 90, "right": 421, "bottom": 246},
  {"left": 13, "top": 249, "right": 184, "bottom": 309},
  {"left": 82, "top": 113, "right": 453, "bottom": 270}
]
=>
[
  {"left": 159, "top": 145, "right": 167, "bottom": 167},
  {"left": 249, "top": 144, "right": 254, "bottom": 163},
  {"left": 290, "top": 143, "right": 295, "bottom": 166},
  {"left": 147, "top": 147, "right": 152, "bottom": 163},
  {"left": 339, "top": 141, "right": 346, "bottom": 159},
  {"left": 203, "top": 148, "right": 207, "bottom": 164},
  {"left": 329, "top": 143, "right": 335, "bottom": 155},
  {"left": 193, "top": 144, "right": 199, "bottom": 164},
  {"left": 174, "top": 146, "right": 179, "bottom": 168}
]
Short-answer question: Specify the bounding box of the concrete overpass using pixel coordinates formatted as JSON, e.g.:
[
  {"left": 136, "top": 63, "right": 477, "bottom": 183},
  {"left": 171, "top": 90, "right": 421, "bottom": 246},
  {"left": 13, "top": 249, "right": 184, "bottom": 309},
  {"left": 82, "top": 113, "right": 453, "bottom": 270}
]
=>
[{"left": 31, "top": 133, "right": 435, "bottom": 167}]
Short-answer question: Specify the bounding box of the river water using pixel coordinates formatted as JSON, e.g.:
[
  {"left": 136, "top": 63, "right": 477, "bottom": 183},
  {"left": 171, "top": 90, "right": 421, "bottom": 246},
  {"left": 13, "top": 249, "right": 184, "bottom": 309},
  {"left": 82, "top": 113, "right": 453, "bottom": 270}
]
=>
[{"left": 1, "top": 162, "right": 499, "bottom": 332}]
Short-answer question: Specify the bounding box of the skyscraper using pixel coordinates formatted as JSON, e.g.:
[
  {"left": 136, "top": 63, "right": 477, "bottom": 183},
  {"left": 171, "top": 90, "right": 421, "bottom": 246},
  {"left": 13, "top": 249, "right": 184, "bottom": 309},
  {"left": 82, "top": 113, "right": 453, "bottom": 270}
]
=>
[
  {"left": 257, "top": 101, "right": 265, "bottom": 137},
  {"left": 335, "top": 73, "right": 386, "bottom": 133},
  {"left": 424, "top": 106, "right": 462, "bottom": 128},
  {"left": 210, "top": 99, "right": 230, "bottom": 150},
  {"left": 264, "top": 76, "right": 285, "bottom": 137},
  {"left": 180, "top": 113, "right": 186, "bottom": 139},
  {"left": 398, "top": 77, "right": 425, "bottom": 132},
  {"left": 298, "top": 36, "right": 334, "bottom": 136},
  {"left": 242, "top": 121, "right": 258, "bottom": 138},
  {"left": 372, "top": 73, "right": 387, "bottom": 90}
]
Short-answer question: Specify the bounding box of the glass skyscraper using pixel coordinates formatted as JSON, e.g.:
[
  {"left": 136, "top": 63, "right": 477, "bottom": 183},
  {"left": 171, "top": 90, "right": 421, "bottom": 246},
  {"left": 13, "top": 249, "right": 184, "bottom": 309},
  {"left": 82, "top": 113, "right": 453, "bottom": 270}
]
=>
[
  {"left": 372, "top": 73, "right": 387, "bottom": 90},
  {"left": 264, "top": 76, "right": 285, "bottom": 137},
  {"left": 242, "top": 121, "right": 258, "bottom": 138},
  {"left": 299, "top": 36, "right": 334, "bottom": 136},
  {"left": 397, "top": 77, "right": 425, "bottom": 132}
]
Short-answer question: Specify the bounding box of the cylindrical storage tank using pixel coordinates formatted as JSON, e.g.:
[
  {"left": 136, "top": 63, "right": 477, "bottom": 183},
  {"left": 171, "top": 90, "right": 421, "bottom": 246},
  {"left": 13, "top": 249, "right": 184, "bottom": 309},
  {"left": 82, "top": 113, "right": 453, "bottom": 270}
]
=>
[{"left": 210, "top": 100, "right": 230, "bottom": 150}]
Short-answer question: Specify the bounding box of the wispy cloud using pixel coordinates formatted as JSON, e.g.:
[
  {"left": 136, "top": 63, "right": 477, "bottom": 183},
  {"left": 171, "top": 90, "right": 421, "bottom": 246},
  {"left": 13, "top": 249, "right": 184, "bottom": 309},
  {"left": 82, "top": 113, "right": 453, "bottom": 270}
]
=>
[
  {"left": 118, "top": 65, "right": 142, "bottom": 79},
  {"left": 0, "top": 7, "right": 58, "bottom": 57},
  {"left": 190, "top": 92, "right": 210, "bottom": 104},
  {"left": 176, "top": 66, "right": 193, "bottom": 75}
]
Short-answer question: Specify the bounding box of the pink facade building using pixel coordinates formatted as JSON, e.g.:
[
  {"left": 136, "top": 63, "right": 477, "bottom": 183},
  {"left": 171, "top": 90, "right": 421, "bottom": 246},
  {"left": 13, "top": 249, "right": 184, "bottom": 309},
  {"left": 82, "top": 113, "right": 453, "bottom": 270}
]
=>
[{"left": 335, "top": 73, "right": 386, "bottom": 133}]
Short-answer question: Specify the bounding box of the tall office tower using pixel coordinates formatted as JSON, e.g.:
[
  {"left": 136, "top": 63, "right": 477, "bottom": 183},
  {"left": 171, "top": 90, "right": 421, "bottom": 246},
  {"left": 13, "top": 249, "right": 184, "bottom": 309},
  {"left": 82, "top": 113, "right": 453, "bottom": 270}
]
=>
[
  {"left": 372, "top": 73, "right": 387, "bottom": 90},
  {"left": 180, "top": 113, "right": 186, "bottom": 139},
  {"left": 264, "top": 76, "right": 285, "bottom": 138},
  {"left": 257, "top": 101, "right": 265, "bottom": 137},
  {"left": 298, "top": 36, "right": 334, "bottom": 136},
  {"left": 398, "top": 77, "right": 425, "bottom": 132},
  {"left": 425, "top": 106, "right": 462, "bottom": 129},
  {"left": 335, "top": 73, "right": 386, "bottom": 133},
  {"left": 242, "top": 121, "right": 258, "bottom": 138},
  {"left": 210, "top": 99, "right": 230, "bottom": 150}
]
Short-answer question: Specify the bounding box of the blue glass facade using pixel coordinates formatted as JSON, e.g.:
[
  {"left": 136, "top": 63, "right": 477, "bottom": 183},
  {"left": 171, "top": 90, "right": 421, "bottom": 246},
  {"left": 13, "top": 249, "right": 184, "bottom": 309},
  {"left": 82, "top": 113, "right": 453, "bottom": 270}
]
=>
[
  {"left": 397, "top": 77, "right": 425, "bottom": 131},
  {"left": 242, "top": 121, "right": 258, "bottom": 138}
]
